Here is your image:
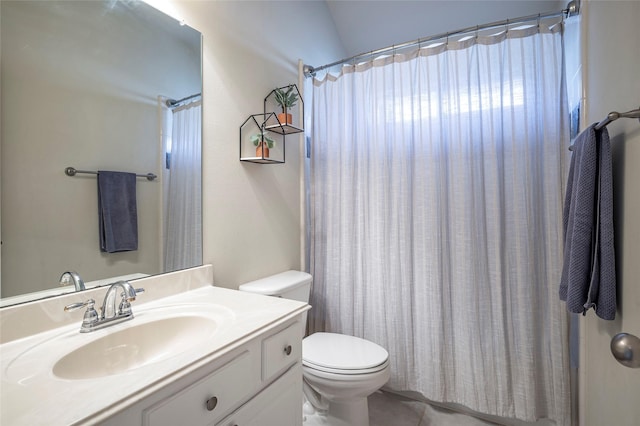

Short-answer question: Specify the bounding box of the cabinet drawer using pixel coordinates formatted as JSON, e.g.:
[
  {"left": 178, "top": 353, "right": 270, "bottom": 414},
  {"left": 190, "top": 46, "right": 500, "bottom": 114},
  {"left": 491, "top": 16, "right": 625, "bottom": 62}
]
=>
[
  {"left": 262, "top": 321, "right": 301, "bottom": 381},
  {"left": 144, "top": 351, "right": 256, "bottom": 426}
]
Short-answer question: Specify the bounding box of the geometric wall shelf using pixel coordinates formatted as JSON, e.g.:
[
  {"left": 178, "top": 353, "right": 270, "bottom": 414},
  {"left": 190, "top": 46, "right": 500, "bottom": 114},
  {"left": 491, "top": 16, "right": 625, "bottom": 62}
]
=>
[
  {"left": 239, "top": 84, "right": 304, "bottom": 164},
  {"left": 240, "top": 113, "right": 285, "bottom": 164}
]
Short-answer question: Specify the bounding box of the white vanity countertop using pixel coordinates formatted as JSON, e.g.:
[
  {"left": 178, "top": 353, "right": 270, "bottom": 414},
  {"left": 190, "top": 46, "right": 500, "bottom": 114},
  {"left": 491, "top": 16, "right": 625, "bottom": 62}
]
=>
[{"left": 0, "top": 286, "right": 309, "bottom": 426}]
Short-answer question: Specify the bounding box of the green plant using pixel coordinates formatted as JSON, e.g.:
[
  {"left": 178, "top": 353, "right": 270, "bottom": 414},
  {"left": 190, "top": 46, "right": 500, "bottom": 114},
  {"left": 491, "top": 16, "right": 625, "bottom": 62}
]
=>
[
  {"left": 274, "top": 86, "right": 298, "bottom": 112},
  {"left": 250, "top": 133, "right": 275, "bottom": 148}
]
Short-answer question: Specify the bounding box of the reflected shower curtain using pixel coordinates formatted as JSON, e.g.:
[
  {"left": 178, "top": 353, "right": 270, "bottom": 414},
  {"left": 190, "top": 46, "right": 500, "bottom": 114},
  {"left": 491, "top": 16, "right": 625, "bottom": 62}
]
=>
[
  {"left": 164, "top": 100, "right": 202, "bottom": 272},
  {"left": 309, "top": 23, "right": 570, "bottom": 425}
]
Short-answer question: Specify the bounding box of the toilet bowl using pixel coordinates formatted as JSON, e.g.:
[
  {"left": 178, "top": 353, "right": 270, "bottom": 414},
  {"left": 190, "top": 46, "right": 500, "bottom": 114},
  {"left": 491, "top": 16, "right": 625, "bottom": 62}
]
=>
[
  {"left": 302, "top": 332, "right": 390, "bottom": 426},
  {"left": 238, "top": 271, "right": 391, "bottom": 426}
]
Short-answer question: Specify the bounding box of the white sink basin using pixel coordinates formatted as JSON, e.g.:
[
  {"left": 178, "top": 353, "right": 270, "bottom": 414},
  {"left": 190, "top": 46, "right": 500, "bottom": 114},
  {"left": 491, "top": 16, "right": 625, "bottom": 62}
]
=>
[
  {"left": 4, "top": 303, "right": 234, "bottom": 383},
  {"left": 53, "top": 315, "right": 218, "bottom": 380}
]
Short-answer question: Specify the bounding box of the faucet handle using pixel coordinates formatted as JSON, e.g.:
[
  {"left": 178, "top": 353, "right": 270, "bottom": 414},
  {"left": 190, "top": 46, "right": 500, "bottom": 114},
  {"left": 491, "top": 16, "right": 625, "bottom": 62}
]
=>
[
  {"left": 64, "top": 299, "right": 99, "bottom": 330},
  {"left": 121, "top": 287, "right": 145, "bottom": 297},
  {"left": 118, "top": 287, "right": 144, "bottom": 301},
  {"left": 64, "top": 298, "right": 95, "bottom": 312},
  {"left": 118, "top": 288, "right": 144, "bottom": 316}
]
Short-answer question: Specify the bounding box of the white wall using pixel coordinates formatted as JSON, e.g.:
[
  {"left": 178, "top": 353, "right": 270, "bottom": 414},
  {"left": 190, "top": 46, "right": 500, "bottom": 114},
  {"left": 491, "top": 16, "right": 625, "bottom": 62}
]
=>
[
  {"left": 0, "top": 1, "right": 200, "bottom": 296},
  {"left": 580, "top": 1, "right": 640, "bottom": 425},
  {"left": 169, "top": 1, "right": 345, "bottom": 288}
]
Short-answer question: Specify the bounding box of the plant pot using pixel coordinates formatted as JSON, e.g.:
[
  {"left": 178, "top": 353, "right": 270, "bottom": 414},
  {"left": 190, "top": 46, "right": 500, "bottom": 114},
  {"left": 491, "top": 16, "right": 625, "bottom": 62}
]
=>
[
  {"left": 256, "top": 142, "right": 269, "bottom": 158},
  {"left": 277, "top": 113, "right": 292, "bottom": 125}
]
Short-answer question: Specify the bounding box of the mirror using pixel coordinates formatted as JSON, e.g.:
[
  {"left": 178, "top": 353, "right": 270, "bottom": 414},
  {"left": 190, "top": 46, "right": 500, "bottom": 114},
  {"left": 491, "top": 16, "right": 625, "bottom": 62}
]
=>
[{"left": 0, "top": 0, "right": 202, "bottom": 306}]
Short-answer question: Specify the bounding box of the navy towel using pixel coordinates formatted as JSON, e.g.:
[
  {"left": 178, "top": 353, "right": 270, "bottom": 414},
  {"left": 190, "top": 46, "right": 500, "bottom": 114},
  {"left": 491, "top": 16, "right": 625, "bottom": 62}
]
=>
[
  {"left": 98, "top": 171, "right": 138, "bottom": 253},
  {"left": 560, "top": 124, "right": 616, "bottom": 320}
]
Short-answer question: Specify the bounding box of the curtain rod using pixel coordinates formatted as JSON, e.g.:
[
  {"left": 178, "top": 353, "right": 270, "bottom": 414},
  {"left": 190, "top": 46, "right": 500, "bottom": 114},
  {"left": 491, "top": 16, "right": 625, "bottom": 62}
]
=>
[
  {"left": 303, "top": 0, "right": 579, "bottom": 78},
  {"left": 166, "top": 93, "right": 201, "bottom": 108}
]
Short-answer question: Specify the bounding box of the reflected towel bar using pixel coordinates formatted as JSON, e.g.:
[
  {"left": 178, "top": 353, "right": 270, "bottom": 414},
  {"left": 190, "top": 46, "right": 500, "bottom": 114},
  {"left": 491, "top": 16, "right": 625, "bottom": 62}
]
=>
[{"left": 65, "top": 167, "right": 157, "bottom": 181}]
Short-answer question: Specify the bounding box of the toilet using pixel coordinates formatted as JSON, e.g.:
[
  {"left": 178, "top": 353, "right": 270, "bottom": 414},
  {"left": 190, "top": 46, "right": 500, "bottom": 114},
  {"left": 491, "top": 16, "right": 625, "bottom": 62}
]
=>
[{"left": 239, "top": 270, "right": 390, "bottom": 426}]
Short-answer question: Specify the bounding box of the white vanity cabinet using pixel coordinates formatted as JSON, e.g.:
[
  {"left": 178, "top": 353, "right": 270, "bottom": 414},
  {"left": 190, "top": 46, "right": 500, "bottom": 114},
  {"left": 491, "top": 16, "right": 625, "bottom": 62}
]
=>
[
  {"left": 216, "top": 365, "right": 302, "bottom": 426},
  {"left": 102, "top": 318, "right": 304, "bottom": 426},
  {"left": 0, "top": 271, "right": 311, "bottom": 425}
]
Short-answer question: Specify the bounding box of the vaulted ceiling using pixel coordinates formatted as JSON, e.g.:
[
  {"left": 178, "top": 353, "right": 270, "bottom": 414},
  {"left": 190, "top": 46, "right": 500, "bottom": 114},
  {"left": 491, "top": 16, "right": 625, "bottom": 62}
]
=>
[{"left": 325, "top": 0, "right": 567, "bottom": 59}]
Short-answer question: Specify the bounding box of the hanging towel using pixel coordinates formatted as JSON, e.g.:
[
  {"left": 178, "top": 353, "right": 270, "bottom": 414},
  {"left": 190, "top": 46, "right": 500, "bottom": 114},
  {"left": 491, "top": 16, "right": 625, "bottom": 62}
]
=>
[
  {"left": 559, "top": 124, "right": 616, "bottom": 320},
  {"left": 98, "top": 171, "right": 138, "bottom": 253}
]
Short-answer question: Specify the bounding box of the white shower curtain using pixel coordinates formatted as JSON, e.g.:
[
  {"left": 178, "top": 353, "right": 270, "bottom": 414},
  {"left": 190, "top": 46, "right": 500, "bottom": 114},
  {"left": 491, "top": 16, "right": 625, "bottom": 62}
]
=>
[
  {"left": 164, "top": 100, "right": 202, "bottom": 272},
  {"left": 309, "top": 21, "right": 570, "bottom": 425}
]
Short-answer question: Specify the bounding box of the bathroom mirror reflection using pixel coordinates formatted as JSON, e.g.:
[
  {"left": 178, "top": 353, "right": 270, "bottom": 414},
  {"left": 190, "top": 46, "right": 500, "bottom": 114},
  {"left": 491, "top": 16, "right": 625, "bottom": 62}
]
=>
[{"left": 0, "top": 0, "right": 203, "bottom": 306}]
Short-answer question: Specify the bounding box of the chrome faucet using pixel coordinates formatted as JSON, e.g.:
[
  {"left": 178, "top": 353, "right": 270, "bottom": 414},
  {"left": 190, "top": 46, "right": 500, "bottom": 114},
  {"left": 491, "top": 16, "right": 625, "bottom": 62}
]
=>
[
  {"left": 64, "top": 280, "right": 144, "bottom": 333},
  {"left": 59, "top": 271, "right": 86, "bottom": 291},
  {"left": 101, "top": 280, "right": 138, "bottom": 320}
]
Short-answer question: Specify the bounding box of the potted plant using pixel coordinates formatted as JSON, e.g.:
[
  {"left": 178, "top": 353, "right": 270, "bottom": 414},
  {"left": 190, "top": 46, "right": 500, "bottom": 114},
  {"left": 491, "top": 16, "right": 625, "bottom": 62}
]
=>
[
  {"left": 251, "top": 133, "right": 275, "bottom": 158},
  {"left": 274, "top": 86, "right": 299, "bottom": 125}
]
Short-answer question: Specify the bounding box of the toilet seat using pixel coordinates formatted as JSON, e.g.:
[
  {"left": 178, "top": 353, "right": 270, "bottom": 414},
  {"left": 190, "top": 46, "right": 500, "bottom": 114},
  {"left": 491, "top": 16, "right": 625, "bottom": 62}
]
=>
[
  {"left": 304, "top": 358, "right": 390, "bottom": 376},
  {"left": 303, "top": 332, "right": 389, "bottom": 375}
]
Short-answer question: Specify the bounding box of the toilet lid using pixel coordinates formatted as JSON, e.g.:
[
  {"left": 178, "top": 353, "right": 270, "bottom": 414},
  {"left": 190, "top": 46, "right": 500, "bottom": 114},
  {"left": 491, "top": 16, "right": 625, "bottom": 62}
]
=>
[{"left": 302, "top": 332, "right": 389, "bottom": 372}]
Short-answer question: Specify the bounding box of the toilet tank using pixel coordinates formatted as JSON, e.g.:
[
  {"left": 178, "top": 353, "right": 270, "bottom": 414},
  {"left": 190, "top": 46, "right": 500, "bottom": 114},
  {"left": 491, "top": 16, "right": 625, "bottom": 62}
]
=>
[{"left": 238, "top": 270, "right": 312, "bottom": 303}]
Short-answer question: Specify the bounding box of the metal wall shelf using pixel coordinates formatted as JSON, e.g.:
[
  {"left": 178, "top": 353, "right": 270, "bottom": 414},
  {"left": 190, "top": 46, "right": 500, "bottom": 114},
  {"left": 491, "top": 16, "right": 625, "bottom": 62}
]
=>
[
  {"left": 240, "top": 113, "right": 285, "bottom": 164},
  {"left": 239, "top": 84, "right": 304, "bottom": 164},
  {"left": 264, "top": 123, "right": 303, "bottom": 135}
]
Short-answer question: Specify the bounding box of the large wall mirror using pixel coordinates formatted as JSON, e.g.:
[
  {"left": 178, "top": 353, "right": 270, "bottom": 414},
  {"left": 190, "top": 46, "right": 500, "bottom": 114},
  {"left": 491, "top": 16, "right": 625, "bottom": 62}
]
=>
[{"left": 0, "top": 0, "right": 202, "bottom": 306}]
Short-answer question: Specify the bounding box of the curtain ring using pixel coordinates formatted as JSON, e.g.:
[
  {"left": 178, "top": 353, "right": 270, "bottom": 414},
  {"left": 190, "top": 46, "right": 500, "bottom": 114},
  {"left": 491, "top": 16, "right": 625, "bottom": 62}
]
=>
[
  {"left": 537, "top": 13, "right": 541, "bottom": 30},
  {"left": 505, "top": 18, "right": 510, "bottom": 36}
]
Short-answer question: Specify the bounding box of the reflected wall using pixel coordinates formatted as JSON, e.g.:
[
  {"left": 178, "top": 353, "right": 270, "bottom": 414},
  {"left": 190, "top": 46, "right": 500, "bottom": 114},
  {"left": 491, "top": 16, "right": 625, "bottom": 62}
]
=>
[{"left": 0, "top": 1, "right": 201, "bottom": 300}]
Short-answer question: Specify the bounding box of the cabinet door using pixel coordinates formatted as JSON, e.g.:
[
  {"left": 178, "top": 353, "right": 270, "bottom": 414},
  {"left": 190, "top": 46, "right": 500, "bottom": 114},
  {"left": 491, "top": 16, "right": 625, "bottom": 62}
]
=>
[{"left": 216, "top": 364, "right": 302, "bottom": 426}]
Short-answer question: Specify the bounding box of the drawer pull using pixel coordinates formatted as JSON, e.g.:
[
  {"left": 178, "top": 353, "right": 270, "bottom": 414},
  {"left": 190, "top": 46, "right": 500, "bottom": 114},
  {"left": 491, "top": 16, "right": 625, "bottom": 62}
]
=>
[
  {"left": 206, "top": 396, "right": 218, "bottom": 411},
  {"left": 284, "top": 345, "right": 292, "bottom": 356}
]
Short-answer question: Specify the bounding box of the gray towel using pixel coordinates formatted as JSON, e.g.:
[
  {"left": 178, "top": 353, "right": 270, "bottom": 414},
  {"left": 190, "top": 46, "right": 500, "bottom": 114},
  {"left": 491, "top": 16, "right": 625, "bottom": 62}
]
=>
[
  {"left": 560, "top": 124, "right": 616, "bottom": 320},
  {"left": 98, "top": 171, "right": 138, "bottom": 253}
]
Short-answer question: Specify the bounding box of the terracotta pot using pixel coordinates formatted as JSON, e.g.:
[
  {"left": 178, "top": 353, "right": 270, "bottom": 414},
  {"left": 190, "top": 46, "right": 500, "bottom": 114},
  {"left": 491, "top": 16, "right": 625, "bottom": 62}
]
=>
[
  {"left": 256, "top": 142, "right": 269, "bottom": 158},
  {"left": 277, "top": 112, "right": 292, "bottom": 125}
]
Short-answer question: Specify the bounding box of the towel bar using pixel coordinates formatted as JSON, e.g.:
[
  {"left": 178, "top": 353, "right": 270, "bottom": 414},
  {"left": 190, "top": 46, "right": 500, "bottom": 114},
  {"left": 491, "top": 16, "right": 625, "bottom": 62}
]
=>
[
  {"left": 569, "top": 106, "right": 640, "bottom": 150},
  {"left": 65, "top": 167, "right": 157, "bottom": 181},
  {"left": 595, "top": 107, "right": 640, "bottom": 130}
]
